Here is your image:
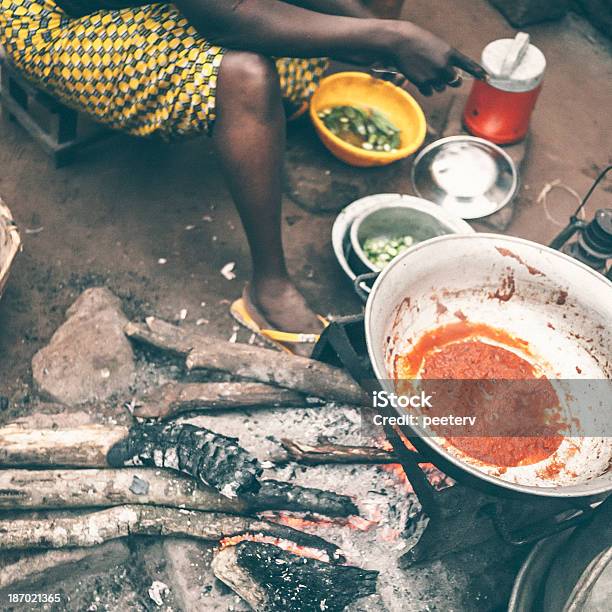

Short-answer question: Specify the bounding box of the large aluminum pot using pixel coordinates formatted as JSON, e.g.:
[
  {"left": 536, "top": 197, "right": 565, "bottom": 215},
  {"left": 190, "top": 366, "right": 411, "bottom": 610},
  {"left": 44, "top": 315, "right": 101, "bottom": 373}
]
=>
[{"left": 364, "top": 233, "right": 612, "bottom": 499}]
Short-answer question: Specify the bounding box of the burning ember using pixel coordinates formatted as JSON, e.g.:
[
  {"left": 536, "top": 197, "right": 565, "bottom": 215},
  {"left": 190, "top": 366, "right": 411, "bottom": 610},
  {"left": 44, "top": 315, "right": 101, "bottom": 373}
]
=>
[
  {"left": 219, "top": 533, "right": 333, "bottom": 563},
  {"left": 259, "top": 511, "right": 379, "bottom": 532},
  {"left": 378, "top": 435, "right": 452, "bottom": 493}
]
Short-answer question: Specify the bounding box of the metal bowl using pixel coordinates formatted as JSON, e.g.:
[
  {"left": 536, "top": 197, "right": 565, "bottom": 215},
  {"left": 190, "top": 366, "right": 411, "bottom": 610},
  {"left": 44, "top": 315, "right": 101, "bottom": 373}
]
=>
[
  {"left": 411, "top": 136, "right": 518, "bottom": 219},
  {"left": 350, "top": 201, "right": 474, "bottom": 272},
  {"left": 331, "top": 194, "right": 474, "bottom": 295}
]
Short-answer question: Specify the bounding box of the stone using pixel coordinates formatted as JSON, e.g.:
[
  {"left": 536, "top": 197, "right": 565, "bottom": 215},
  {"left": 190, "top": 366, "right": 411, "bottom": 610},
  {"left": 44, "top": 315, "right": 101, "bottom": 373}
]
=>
[
  {"left": 489, "top": 0, "right": 569, "bottom": 27},
  {"left": 32, "top": 287, "right": 135, "bottom": 404},
  {"left": 572, "top": 0, "right": 612, "bottom": 39}
]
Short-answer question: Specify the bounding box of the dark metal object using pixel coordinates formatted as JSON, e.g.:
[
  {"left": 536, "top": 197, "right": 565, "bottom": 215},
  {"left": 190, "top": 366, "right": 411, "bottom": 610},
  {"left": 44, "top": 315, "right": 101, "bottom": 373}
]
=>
[
  {"left": 509, "top": 496, "right": 612, "bottom": 612},
  {"left": 0, "top": 58, "right": 113, "bottom": 167},
  {"left": 507, "top": 529, "right": 574, "bottom": 612},
  {"left": 550, "top": 165, "right": 612, "bottom": 277},
  {"left": 542, "top": 496, "right": 612, "bottom": 611},
  {"left": 353, "top": 271, "right": 379, "bottom": 302}
]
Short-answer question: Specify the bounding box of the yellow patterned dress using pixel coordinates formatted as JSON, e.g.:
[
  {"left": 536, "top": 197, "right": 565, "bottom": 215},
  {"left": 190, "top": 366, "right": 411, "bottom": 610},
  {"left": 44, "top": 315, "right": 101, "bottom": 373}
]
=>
[{"left": 0, "top": 0, "right": 329, "bottom": 138}]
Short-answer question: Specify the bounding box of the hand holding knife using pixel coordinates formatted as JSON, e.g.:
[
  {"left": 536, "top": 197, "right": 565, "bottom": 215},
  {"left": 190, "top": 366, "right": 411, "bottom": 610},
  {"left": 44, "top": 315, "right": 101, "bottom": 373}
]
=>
[{"left": 370, "top": 49, "right": 489, "bottom": 96}]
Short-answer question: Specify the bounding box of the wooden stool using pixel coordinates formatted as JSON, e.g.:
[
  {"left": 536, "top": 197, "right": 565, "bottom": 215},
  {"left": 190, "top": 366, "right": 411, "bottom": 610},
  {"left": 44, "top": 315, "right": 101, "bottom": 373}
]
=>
[{"left": 0, "top": 58, "right": 113, "bottom": 167}]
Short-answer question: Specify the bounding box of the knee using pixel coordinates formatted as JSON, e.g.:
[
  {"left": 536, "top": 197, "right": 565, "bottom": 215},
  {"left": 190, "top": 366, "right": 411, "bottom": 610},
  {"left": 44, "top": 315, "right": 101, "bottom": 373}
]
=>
[{"left": 218, "top": 52, "right": 280, "bottom": 115}]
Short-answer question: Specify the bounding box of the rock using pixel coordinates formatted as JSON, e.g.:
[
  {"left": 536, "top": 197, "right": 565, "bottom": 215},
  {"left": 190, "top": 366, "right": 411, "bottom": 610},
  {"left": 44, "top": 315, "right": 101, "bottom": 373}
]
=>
[
  {"left": 489, "top": 0, "right": 569, "bottom": 26},
  {"left": 572, "top": 0, "right": 612, "bottom": 39},
  {"left": 32, "top": 288, "right": 135, "bottom": 404}
]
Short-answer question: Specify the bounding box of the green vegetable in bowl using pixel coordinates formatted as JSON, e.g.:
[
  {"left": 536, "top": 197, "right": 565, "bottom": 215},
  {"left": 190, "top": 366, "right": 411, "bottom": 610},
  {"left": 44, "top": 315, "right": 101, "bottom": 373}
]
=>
[
  {"left": 317, "top": 105, "right": 401, "bottom": 152},
  {"left": 362, "top": 235, "right": 414, "bottom": 268}
]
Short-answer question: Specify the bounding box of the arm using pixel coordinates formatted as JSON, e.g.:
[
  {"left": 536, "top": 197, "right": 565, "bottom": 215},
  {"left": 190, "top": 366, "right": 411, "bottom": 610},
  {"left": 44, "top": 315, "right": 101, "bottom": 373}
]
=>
[
  {"left": 284, "top": 0, "right": 373, "bottom": 18},
  {"left": 174, "top": 0, "right": 390, "bottom": 58},
  {"left": 173, "top": 0, "right": 485, "bottom": 93}
]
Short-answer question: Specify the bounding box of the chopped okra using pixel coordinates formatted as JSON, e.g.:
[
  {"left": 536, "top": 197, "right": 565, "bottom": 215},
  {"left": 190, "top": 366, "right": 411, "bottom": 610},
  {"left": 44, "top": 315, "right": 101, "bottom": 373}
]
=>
[
  {"left": 362, "top": 235, "right": 415, "bottom": 268},
  {"left": 317, "top": 105, "right": 401, "bottom": 152}
]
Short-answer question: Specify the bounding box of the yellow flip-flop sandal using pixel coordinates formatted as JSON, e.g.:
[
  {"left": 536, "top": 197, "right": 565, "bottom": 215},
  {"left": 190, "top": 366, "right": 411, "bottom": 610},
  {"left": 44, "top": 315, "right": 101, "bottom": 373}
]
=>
[{"left": 230, "top": 287, "right": 328, "bottom": 355}]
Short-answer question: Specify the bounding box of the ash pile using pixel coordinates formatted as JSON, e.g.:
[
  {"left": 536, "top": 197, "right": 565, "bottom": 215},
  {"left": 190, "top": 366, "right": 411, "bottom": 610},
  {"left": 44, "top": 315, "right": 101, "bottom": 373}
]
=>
[{"left": 0, "top": 287, "right": 525, "bottom": 612}]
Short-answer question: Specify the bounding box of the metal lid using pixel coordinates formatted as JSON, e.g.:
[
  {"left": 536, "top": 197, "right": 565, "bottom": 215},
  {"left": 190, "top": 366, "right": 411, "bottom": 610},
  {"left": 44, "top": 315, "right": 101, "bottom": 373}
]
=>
[
  {"left": 482, "top": 33, "right": 546, "bottom": 92},
  {"left": 411, "top": 136, "right": 518, "bottom": 220}
]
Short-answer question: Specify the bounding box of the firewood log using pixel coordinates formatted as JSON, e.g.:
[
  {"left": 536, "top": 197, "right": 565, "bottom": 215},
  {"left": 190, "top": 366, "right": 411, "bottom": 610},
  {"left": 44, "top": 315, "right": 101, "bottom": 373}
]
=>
[
  {"left": 0, "top": 424, "right": 128, "bottom": 467},
  {"left": 0, "top": 506, "right": 342, "bottom": 562},
  {"left": 247, "top": 480, "right": 358, "bottom": 517},
  {"left": 133, "top": 381, "right": 309, "bottom": 419},
  {"left": 125, "top": 318, "right": 366, "bottom": 405},
  {"left": 278, "top": 439, "right": 400, "bottom": 465},
  {"left": 213, "top": 541, "right": 378, "bottom": 612},
  {"left": 0, "top": 468, "right": 245, "bottom": 514},
  {"left": 0, "top": 423, "right": 262, "bottom": 499},
  {"left": 106, "top": 423, "right": 262, "bottom": 498},
  {"left": 0, "top": 470, "right": 359, "bottom": 519}
]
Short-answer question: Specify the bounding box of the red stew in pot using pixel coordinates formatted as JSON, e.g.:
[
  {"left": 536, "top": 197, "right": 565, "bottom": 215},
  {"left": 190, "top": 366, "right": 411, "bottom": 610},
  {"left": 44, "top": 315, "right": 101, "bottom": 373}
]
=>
[{"left": 395, "top": 322, "right": 564, "bottom": 467}]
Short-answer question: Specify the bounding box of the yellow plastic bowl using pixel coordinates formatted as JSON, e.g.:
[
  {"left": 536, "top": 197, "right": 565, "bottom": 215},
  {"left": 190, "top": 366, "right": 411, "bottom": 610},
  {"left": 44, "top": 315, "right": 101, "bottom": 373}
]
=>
[{"left": 310, "top": 72, "right": 427, "bottom": 168}]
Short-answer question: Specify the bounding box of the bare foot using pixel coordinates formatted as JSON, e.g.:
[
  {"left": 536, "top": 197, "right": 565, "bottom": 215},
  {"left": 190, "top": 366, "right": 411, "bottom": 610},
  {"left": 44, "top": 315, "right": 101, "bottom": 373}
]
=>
[{"left": 249, "top": 278, "right": 323, "bottom": 356}]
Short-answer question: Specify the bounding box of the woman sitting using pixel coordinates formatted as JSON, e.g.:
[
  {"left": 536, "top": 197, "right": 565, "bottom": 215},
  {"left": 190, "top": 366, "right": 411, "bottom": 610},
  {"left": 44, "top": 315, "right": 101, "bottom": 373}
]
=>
[{"left": 0, "top": 0, "right": 483, "bottom": 354}]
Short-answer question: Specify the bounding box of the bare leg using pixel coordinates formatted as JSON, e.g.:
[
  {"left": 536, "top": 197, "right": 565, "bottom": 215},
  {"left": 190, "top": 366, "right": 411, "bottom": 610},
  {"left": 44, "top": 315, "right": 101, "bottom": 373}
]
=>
[{"left": 213, "top": 51, "right": 322, "bottom": 339}]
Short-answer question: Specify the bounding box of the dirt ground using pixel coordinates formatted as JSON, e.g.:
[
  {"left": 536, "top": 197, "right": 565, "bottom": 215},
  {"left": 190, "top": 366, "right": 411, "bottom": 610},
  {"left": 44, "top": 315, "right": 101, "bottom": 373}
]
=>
[{"left": 1, "top": 0, "right": 611, "bottom": 409}]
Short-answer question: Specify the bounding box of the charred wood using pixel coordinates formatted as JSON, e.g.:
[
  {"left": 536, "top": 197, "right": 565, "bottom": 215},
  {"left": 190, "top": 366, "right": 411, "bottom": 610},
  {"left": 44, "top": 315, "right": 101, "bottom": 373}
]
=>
[
  {"left": 106, "top": 423, "right": 262, "bottom": 498},
  {"left": 278, "top": 439, "right": 400, "bottom": 465},
  {"left": 0, "top": 542, "right": 130, "bottom": 593},
  {"left": 1, "top": 423, "right": 262, "bottom": 499},
  {"left": 212, "top": 541, "right": 378, "bottom": 612},
  {"left": 247, "top": 480, "right": 358, "bottom": 517}
]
